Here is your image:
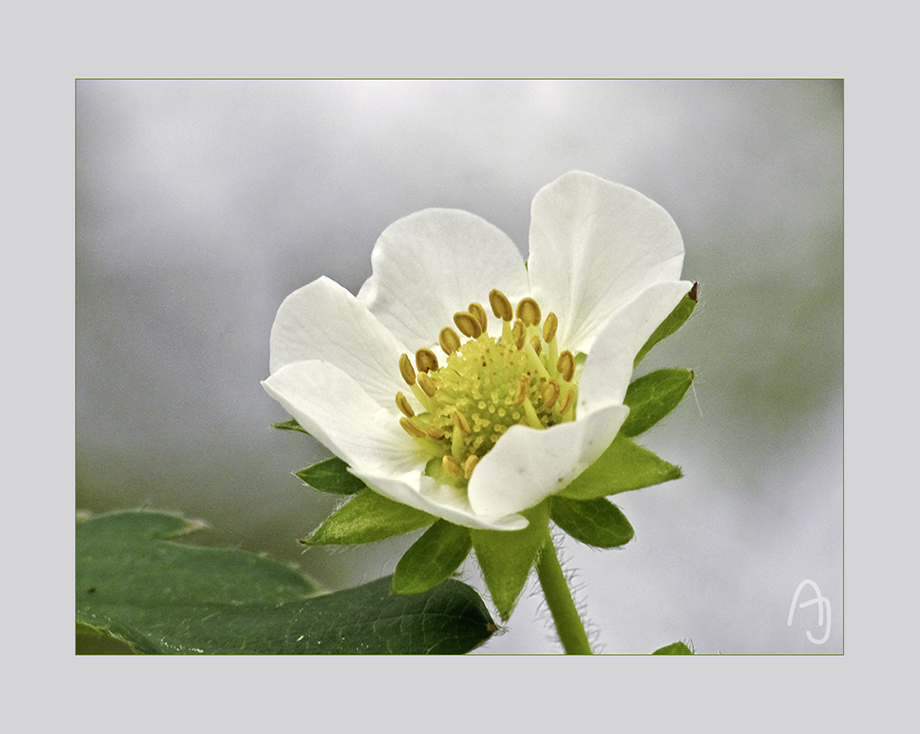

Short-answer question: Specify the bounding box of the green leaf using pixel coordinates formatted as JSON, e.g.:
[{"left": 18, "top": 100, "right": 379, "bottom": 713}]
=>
[
  {"left": 393, "top": 520, "right": 472, "bottom": 595},
  {"left": 272, "top": 418, "right": 309, "bottom": 434},
  {"left": 302, "top": 489, "right": 435, "bottom": 545},
  {"left": 471, "top": 502, "right": 550, "bottom": 620},
  {"left": 559, "top": 434, "right": 682, "bottom": 501},
  {"left": 295, "top": 457, "right": 367, "bottom": 494},
  {"left": 551, "top": 496, "right": 634, "bottom": 548},
  {"left": 76, "top": 510, "right": 495, "bottom": 654},
  {"left": 652, "top": 641, "right": 694, "bottom": 655},
  {"left": 634, "top": 283, "right": 697, "bottom": 366},
  {"left": 621, "top": 368, "right": 694, "bottom": 437}
]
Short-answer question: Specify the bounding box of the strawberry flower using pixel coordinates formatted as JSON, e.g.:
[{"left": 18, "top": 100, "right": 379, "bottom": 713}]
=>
[{"left": 263, "top": 171, "right": 692, "bottom": 531}]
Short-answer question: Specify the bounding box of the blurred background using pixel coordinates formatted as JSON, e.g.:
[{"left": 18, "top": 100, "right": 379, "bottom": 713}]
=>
[{"left": 76, "top": 80, "right": 842, "bottom": 654}]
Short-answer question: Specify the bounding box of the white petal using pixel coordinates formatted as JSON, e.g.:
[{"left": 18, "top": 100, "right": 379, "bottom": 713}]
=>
[
  {"left": 351, "top": 467, "right": 528, "bottom": 531},
  {"left": 263, "top": 360, "right": 423, "bottom": 474},
  {"left": 269, "top": 276, "right": 408, "bottom": 409},
  {"left": 357, "top": 209, "right": 530, "bottom": 351},
  {"left": 466, "top": 404, "right": 630, "bottom": 521},
  {"left": 528, "top": 171, "right": 686, "bottom": 354},
  {"left": 264, "top": 360, "right": 527, "bottom": 532},
  {"left": 578, "top": 280, "right": 693, "bottom": 413}
]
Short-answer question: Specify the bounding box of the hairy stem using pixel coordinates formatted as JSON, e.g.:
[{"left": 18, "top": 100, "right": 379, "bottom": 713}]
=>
[{"left": 536, "top": 534, "right": 592, "bottom": 654}]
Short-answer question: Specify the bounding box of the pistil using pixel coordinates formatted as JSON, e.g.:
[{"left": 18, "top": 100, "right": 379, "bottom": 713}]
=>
[{"left": 394, "top": 289, "right": 580, "bottom": 488}]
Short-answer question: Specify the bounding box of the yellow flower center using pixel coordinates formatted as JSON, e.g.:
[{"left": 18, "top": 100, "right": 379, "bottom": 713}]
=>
[{"left": 395, "top": 289, "right": 578, "bottom": 487}]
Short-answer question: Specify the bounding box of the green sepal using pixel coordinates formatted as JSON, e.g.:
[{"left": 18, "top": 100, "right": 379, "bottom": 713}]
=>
[
  {"left": 272, "top": 418, "right": 309, "bottom": 434},
  {"left": 295, "top": 457, "right": 366, "bottom": 494},
  {"left": 471, "top": 502, "right": 550, "bottom": 620},
  {"left": 302, "top": 489, "right": 435, "bottom": 545},
  {"left": 393, "top": 520, "right": 472, "bottom": 595},
  {"left": 76, "top": 510, "right": 495, "bottom": 655},
  {"left": 550, "top": 496, "right": 634, "bottom": 548},
  {"left": 559, "top": 433, "right": 682, "bottom": 501},
  {"left": 621, "top": 368, "right": 694, "bottom": 437},
  {"left": 652, "top": 641, "right": 694, "bottom": 655},
  {"left": 634, "top": 283, "right": 697, "bottom": 366}
]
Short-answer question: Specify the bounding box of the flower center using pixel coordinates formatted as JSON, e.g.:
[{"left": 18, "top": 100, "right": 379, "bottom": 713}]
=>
[{"left": 395, "top": 289, "right": 578, "bottom": 487}]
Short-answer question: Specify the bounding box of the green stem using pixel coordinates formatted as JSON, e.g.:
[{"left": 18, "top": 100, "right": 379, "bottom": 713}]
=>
[{"left": 536, "top": 533, "right": 592, "bottom": 654}]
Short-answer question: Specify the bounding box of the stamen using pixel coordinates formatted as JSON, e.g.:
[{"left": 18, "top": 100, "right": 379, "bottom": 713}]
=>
[
  {"left": 557, "top": 350, "right": 575, "bottom": 382},
  {"left": 558, "top": 387, "right": 574, "bottom": 415},
  {"left": 522, "top": 396, "right": 543, "bottom": 428},
  {"left": 399, "top": 353, "right": 416, "bottom": 385},
  {"left": 524, "top": 337, "right": 551, "bottom": 380},
  {"left": 546, "top": 329, "right": 559, "bottom": 370},
  {"left": 450, "top": 414, "right": 466, "bottom": 461},
  {"left": 462, "top": 454, "right": 479, "bottom": 479},
  {"left": 513, "top": 375, "right": 529, "bottom": 407},
  {"left": 439, "top": 326, "right": 462, "bottom": 355},
  {"left": 468, "top": 302, "right": 488, "bottom": 332},
  {"left": 511, "top": 320, "right": 525, "bottom": 349},
  {"left": 426, "top": 425, "right": 445, "bottom": 440},
  {"left": 453, "top": 409, "right": 471, "bottom": 435},
  {"left": 415, "top": 348, "right": 438, "bottom": 373},
  {"left": 542, "top": 381, "right": 560, "bottom": 411},
  {"left": 543, "top": 312, "right": 558, "bottom": 343},
  {"left": 443, "top": 455, "right": 462, "bottom": 478},
  {"left": 400, "top": 416, "right": 427, "bottom": 439},
  {"left": 410, "top": 383, "right": 432, "bottom": 410},
  {"left": 417, "top": 372, "right": 437, "bottom": 397},
  {"left": 489, "top": 289, "right": 513, "bottom": 321},
  {"left": 516, "top": 297, "right": 542, "bottom": 326},
  {"left": 453, "top": 311, "right": 483, "bottom": 339},
  {"left": 395, "top": 391, "right": 415, "bottom": 417}
]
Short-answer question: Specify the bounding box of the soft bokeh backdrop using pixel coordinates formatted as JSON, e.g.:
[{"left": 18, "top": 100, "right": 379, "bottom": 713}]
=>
[{"left": 76, "top": 80, "right": 842, "bottom": 654}]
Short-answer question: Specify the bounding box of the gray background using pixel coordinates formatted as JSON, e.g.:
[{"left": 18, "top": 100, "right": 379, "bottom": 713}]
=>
[{"left": 76, "top": 79, "right": 842, "bottom": 654}]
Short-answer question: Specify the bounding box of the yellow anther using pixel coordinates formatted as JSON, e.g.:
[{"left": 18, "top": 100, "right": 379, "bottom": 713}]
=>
[
  {"left": 468, "top": 302, "right": 488, "bottom": 332},
  {"left": 396, "top": 288, "right": 576, "bottom": 467},
  {"left": 439, "top": 326, "right": 462, "bottom": 355},
  {"left": 399, "top": 416, "right": 427, "bottom": 439},
  {"left": 516, "top": 297, "right": 542, "bottom": 326},
  {"left": 415, "top": 348, "right": 438, "bottom": 373},
  {"left": 443, "top": 454, "right": 462, "bottom": 478},
  {"left": 542, "top": 381, "right": 560, "bottom": 411},
  {"left": 513, "top": 375, "right": 530, "bottom": 407},
  {"left": 417, "top": 372, "right": 437, "bottom": 397},
  {"left": 453, "top": 311, "right": 483, "bottom": 339},
  {"left": 399, "top": 353, "right": 416, "bottom": 385},
  {"left": 395, "top": 391, "right": 415, "bottom": 417},
  {"left": 453, "top": 409, "right": 471, "bottom": 435},
  {"left": 557, "top": 350, "right": 575, "bottom": 382},
  {"left": 558, "top": 387, "right": 574, "bottom": 415},
  {"left": 543, "top": 312, "right": 558, "bottom": 343},
  {"left": 489, "top": 289, "right": 513, "bottom": 321},
  {"left": 511, "top": 320, "right": 525, "bottom": 349}
]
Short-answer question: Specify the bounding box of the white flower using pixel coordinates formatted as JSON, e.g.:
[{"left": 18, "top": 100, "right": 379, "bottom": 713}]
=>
[{"left": 263, "top": 171, "right": 692, "bottom": 531}]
